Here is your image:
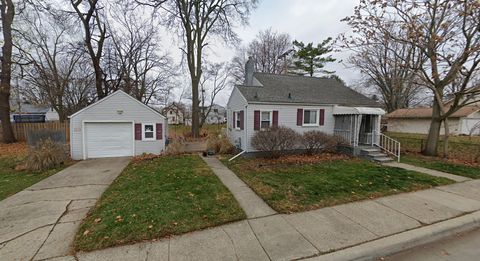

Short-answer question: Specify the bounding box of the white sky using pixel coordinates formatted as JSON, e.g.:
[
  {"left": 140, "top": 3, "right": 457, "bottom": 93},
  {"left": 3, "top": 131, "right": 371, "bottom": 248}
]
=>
[{"left": 163, "top": 0, "right": 362, "bottom": 106}]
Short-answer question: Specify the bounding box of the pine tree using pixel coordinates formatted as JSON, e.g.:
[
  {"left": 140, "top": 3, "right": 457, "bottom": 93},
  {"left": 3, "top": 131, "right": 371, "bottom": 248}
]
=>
[{"left": 291, "top": 38, "right": 336, "bottom": 77}]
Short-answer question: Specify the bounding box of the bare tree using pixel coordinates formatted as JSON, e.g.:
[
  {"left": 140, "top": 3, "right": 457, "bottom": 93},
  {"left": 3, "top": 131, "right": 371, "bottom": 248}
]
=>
[
  {"left": 0, "top": 0, "right": 16, "bottom": 143},
  {"left": 344, "top": 0, "right": 480, "bottom": 156},
  {"left": 199, "top": 62, "right": 230, "bottom": 127},
  {"left": 247, "top": 28, "right": 292, "bottom": 74},
  {"left": 137, "top": 0, "right": 257, "bottom": 138},
  {"left": 17, "top": 7, "right": 95, "bottom": 121},
  {"left": 341, "top": 23, "right": 424, "bottom": 112},
  {"left": 106, "top": 4, "right": 176, "bottom": 105},
  {"left": 70, "top": 0, "right": 108, "bottom": 99}
]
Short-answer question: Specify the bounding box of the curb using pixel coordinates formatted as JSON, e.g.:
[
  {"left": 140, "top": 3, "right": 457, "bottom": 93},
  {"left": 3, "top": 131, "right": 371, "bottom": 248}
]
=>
[{"left": 303, "top": 210, "right": 480, "bottom": 261}]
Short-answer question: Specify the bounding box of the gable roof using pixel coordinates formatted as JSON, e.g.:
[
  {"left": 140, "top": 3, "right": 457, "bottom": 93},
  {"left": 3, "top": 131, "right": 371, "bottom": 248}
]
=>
[
  {"left": 386, "top": 106, "right": 480, "bottom": 119},
  {"left": 236, "top": 73, "right": 380, "bottom": 107},
  {"left": 69, "top": 90, "right": 165, "bottom": 119}
]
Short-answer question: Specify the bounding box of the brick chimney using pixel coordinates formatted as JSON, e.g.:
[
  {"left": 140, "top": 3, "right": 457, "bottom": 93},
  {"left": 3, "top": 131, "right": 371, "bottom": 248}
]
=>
[{"left": 244, "top": 56, "right": 254, "bottom": 86}]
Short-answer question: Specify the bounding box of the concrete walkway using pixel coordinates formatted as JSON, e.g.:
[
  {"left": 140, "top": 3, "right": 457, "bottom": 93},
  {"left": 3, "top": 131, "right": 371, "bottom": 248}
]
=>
[
  {"left": 201, "top": 156, "right": 276, "bottom": 218},
  {"left": 70, "top": 179, "right": 480, "bottom": 261},
  {"left": 0, "top": 157, "right": 130, "bottom": 261},
  {"left": 383, "top": 162, "right": 472, "bottom": 182}
]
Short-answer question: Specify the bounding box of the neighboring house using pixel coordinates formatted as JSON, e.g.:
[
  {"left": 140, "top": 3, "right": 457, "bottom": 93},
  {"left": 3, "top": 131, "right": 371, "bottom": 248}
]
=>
[
  {"left": 69, "top": 90, "right": 168, "bottom": 160},
  {"left": 386, "top": 105, "right": 480, "bottom": 135},
  {"left": 163, "top": 103, "right": 185, "bottom": 125},
  {"left": 202, "top": 104, "right": 227, "bottom": 124},
  {"left": 226, "top": 60, "right": 386, "bottom": 154},
  {"left": 9, "top": 100, "right": 60, "bottom": 123}
]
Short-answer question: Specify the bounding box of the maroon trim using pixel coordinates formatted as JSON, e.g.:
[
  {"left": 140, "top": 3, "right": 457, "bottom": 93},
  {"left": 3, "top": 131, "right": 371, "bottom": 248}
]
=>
[
  {"left": 156, "top": 123, "right": 163, "bottom": 140},
  {"left": 134, "top": 123, "right": 142, "bottom": 140},
  {"left": 239, "top": 110, "right": 244, "bottom": 130},
  {"left": 319, "top": 109, "right": 325, "bottom": 126},
  {"left": 233, "top": 111, "right": 236, "bottom": 128},
  {"left": 297, "top": 109, "right": 303, "bottom": 126},
  {"left": 272, "top": 111, "right": 278, "bottom": 127},
  {"left": 254, "top": 110, "right": 260, "bottom": 130}
]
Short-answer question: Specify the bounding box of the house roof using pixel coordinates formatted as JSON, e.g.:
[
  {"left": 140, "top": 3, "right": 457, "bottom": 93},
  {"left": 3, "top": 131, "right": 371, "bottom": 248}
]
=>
[
  {"left": 236, "top": 73, "right": 381, "bottom": 107},
  {"left": 69, "top": 90, "right": 166, "bottom": 119},
  {"left": 386, "top": 106, "right": 480, "bottom": 119}
]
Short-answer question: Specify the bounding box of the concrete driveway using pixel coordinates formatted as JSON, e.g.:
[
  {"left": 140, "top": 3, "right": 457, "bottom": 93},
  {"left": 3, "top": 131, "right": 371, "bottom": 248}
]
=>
[{"left": 0, "top": 157, "right": 130, "bottom": 261}]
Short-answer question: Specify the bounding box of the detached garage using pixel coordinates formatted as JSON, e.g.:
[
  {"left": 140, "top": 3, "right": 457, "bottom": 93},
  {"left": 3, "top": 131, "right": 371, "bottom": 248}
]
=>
[{"left": 69, "top": 90, "right": 167, "bottom": 160}]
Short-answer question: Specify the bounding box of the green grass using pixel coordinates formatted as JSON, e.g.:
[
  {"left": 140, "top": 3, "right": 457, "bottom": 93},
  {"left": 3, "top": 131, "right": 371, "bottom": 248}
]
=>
[
  {"left": 223, "top": 157, "right": 453, "bottom": 213},
  {"left": 0, "top": 156, "right": 67, "bottom": 201},
  {"left": 402, "top": 154, "right": 480, "bottom": 179},
  {"left": 74, "top": 155, "right": 245, "bottom": 252}
]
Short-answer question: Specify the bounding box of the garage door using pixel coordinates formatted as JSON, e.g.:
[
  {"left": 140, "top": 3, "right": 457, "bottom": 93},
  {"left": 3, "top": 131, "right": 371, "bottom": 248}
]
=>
[{"left": 85, "top": 122, "right": 133, "bottom": 158}]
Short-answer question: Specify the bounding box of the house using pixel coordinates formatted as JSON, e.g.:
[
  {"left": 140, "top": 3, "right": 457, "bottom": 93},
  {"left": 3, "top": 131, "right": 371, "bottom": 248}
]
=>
[
  {"left": 163, "top": 102, "right": 186, "bottom": 125},
  {"left": 69, "top": 90, "right": 168, "bottom": 160},
  {"left": 226, "top": 58, "right": 388, "bottom": 156},
  {"left": 9, "top": 100, "right": 60, "bottom": 123},
  {"left": 202, "top": 104, "right": 227, "bottom": 124},
  {"left": 386, "top": 105, "right": 480, "bottom": 135}
]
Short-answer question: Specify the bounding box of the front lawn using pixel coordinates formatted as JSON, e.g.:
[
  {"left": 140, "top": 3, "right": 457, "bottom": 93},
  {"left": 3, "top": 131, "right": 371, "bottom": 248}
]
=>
[
  {"left": 74, "top": 155, "right": 245, "bottom": 252},
  {"left": 0, "top": 155, "right": 67, "bottom": 201},
  {"left": 402, "top": 154, "right": 480, "bottom": 179},
  {"left": 222, "top": 155, "right": 453, "bottom": 213}
]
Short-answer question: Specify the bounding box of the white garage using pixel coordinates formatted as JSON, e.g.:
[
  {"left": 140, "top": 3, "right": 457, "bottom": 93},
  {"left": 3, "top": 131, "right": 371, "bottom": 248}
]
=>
[{"left": 69, "top": 91, "right": 167, "bottom": 160}]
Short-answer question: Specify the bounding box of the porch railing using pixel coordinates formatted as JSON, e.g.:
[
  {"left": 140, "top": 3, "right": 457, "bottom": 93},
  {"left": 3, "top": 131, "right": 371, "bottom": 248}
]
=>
[
  {"left": 373, "top": 131, "right": 401, "bottom": 162},
  {"left": 334, "top": 129, "right": 352, "bottom": 145}
]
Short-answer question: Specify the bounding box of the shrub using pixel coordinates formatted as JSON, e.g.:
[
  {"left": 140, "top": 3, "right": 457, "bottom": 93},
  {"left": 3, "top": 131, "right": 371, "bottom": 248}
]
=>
[
  {"left": 25, "top": 138, "right": 67, "bottom": 171},
  {"left": 207, "top": 133, "right": 235, "bottom": 154},
  {"left": 302, "top": 130, "right": 340, "bottom": 154},
  {"left": 165, "top": 139, "right": 184, "bottom": 155},
  {"left": 251, "top": 126, "right": 300, "bottom": 157}
]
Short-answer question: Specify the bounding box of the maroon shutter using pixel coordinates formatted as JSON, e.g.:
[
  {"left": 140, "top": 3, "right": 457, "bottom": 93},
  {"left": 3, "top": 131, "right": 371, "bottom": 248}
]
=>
[
  {"left": 239, "top": 110, "right": 244, "bottom": 130},
  {"left": 134, "top": 123, "right": 142, "bottom": 140},
  {"left": 297, "top": 109, "right": 303, "bottom": 126},
  {"left": 156, "top": 123, "right": 163, "bottom": 140},
  {"left": 272, "top": 110, "right": 278, "bottom": 127},
  {"left": 319, "top": 109, "right": 325, "bottom": 126},
  {"left": 233, "top": 112, "right": 236, "bottom": 128},
  {"left": 254, "top": 110, "right": 260, "bottom": 130}
]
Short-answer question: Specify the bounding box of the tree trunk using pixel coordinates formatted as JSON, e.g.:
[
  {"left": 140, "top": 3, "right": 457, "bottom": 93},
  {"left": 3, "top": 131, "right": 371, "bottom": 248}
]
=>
[
  {"left": 443, "top": 118, "right": 450, "bottom": 158},
  {"left": 191, "top": 77, "right": 200, "bottom": 138},
  {"left": 0, "top": 0, "right": 16, "bottom": 143},
  {"left": 423, "top": 101, "right": 442, "bottom": 156}
]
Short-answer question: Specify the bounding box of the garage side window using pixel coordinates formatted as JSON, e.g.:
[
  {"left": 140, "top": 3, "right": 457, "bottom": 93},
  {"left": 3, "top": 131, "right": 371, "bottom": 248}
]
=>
[{"left": 142, "top": 123, "right": 156, "bottom": 141}]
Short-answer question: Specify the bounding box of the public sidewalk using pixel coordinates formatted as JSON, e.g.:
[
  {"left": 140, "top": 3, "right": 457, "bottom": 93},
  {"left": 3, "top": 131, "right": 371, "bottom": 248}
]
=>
[{"left": 72, "top": 173, "right": 480, "bottom": 261}]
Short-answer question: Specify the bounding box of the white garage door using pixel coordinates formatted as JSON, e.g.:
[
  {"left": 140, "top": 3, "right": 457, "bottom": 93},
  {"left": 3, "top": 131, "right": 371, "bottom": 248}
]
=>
[{"left": 85, "top": 122, "right": 133, "bottom": 158}]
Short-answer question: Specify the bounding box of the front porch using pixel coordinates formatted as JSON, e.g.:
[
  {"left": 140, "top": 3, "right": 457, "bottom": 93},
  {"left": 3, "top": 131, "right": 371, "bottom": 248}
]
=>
[{"left": 332, "top": 106, "right": 400, "bottom": 162}]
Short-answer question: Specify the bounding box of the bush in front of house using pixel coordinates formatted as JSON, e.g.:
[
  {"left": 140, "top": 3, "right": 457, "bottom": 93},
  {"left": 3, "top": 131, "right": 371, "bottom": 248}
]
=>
[
  {"left": 302, "top": 130, "right": 340, "bottom": 154},
  {"left": 165, "top": 139, "right": 184, "bottom": 155},
  {"left": 251, "top": 126, "right": 300, "bottom": 157},
  {"left": 207, "top": 132, "right": 235, "bottom": 154},
  {"left": 25, "top": 138, "right": 67, "bottom": 171}
]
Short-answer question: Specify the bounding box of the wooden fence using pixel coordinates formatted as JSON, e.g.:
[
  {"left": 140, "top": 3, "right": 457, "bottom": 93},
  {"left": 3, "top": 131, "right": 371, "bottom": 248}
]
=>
[{"left": 0, "top": 121, "right": 70, "bottom": 142}]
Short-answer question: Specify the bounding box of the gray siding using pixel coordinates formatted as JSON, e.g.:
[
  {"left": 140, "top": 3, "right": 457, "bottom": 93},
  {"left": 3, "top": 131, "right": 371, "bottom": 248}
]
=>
[
  {"left": 245, "top": 104, "right": 335, "bottom": 152},
  {"left": 70, "top": 91, "right": 166, "bottom": 160},
  {"left": 226, "top": 87, "right": 248, "bottom": 151}
]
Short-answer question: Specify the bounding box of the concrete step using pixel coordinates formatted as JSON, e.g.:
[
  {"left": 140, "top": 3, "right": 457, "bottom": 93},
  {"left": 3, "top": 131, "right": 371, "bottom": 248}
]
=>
[
  {"left": 360, "top": 148, "right": 382, "bottom": 155},
  {"left": 373, "top": 156, "right": 394, "bottom": 163}
]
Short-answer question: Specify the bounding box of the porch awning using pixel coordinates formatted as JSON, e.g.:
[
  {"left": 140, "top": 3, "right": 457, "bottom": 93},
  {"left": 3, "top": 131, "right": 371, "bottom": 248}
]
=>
[{"left": 333, "top": 106, "right": 386, "bottom": 115}]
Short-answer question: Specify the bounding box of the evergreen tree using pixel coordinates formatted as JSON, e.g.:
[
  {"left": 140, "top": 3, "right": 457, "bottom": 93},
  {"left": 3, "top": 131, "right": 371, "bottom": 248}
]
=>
[{"left": 291, "top": 38, "right": 336, "bottom": 77}]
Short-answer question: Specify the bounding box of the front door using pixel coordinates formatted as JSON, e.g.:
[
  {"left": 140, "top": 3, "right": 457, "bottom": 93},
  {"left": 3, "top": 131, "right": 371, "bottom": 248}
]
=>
[{"left": 359, "top": 115, "right": 373, "bottom": 144}]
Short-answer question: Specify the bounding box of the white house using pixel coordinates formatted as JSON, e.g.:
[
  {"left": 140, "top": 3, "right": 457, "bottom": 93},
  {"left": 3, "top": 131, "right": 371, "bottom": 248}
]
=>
[
  {"left": 386, "top": 105, "right": 480, "bottom": 135},
  {"left": 226, "top": 59, "right": 388, "bottom": 156},
  {"left": 163, "top": 103, "right": 186, "bottom": 125},
  {"left": 69, "top": 90, "right": 168, "bottom": 160},
  {"left": 203, "top": 104, "right": 227, "bottom": 124}
]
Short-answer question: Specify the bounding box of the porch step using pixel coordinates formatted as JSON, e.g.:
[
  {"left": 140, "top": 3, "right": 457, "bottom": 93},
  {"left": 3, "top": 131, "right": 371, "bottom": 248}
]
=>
[{"left": 359, "top": 147, "right": 394, "bottom": 163}]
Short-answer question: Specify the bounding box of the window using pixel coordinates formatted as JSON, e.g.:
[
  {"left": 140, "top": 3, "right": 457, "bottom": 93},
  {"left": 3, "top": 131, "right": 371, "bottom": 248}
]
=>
[
  {"left": 142, "top": 123, "right": 156, "bottom": 141},
  {"left": 261, "top": 111, "right": 272, "bottom": 129},
  {"left": 303, "top": 109, "right": 319, "bottom": 126},
  {"left": 234, "top": 111, "right": 241, "bottom": 129}
]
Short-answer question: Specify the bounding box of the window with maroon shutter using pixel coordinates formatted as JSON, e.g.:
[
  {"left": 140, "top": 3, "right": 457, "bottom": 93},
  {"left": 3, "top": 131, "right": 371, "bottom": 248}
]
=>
[
  {"left": 156, "top": 123, "right": 163, "bottom": 140},
  {"left": 134, "top": 123, "right": 142, "bottom": 140},
  {"left": 239, "top": 110, "right": 244, "bottom": 130},
  {"left": 297, "top": 109, "right": 303, "bottom": 126},
  {"left": 232, "top": 111, "right": 236, "bottom": 128},
  {"left": 272, "top": 110, "right": 278, "bottom": 127},
  {"left": 319, "top": 109, "right": 325, "bottom": 126},
  {"left": 254, "top": 110, "right": 260, "bottom": 130}
]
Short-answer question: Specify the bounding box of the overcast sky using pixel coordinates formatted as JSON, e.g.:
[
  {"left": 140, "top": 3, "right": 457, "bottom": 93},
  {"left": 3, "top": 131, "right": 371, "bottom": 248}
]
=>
[{"left": 166, "top": 0, "right": 362, "bottom": 106}]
